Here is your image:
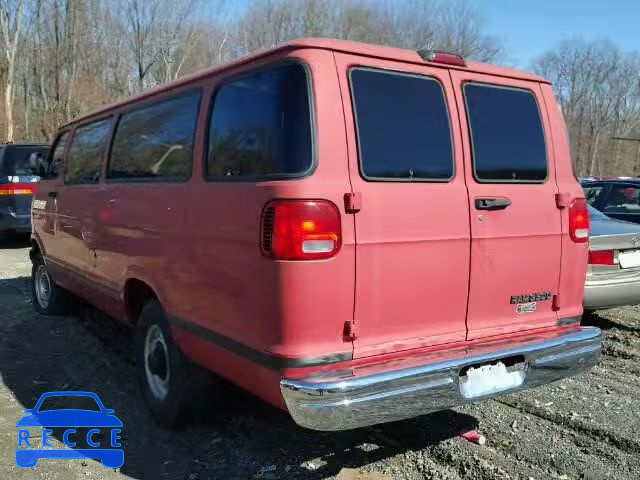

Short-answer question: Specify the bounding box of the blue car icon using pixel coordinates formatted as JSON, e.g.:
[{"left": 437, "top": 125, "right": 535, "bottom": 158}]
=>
[{"left": 16, "top": 391, "right": 124, "bottom": 468}]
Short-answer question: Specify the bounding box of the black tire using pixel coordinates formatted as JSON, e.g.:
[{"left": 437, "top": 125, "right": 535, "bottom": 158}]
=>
[
  {"left": 31, "top": 253, "right": 76, "bottom": 315},
  {"left": 135, "top": 300, "right": 211, "bottom": 428}
]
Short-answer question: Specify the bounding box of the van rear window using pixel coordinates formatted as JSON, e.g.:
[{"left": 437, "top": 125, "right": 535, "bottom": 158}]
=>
[
  {"left": 206, "top": 63, "right": 312, "bottom": 179},
  {"left": 464, "top": 83, "right": 547, "bottom": 182},
  {"left": 350, "top": 68, "right": 453, "bottom": 181}
]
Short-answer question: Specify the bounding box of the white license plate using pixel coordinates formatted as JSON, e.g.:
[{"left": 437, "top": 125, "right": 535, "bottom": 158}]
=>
[
  {"left": 619, "top": 250, "right": 640, "bottom": 269},
  {"left": 459, "top": 362, "right": 525, "bottom": 399}
]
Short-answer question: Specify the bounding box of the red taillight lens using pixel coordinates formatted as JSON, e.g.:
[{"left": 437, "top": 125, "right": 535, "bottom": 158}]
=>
[
  {"left": 588, "top": 250, "right": 616, "bottom": 265},
  {"left": 569, "top": 198, "right": 589, "bottom": 243},
  {"left": 261, "top": 200, "right": 341, "bottom": 260},
  {"left": 0, "top": 183, "right": 37, "bottom": 196},
  {"left": 418, "top": 49, "right": 466, "bottom": 66}
]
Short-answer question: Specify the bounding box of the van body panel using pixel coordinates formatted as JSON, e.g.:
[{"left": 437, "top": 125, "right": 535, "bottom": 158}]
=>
[
  {"left": 173, "top": 49, "right": 355, "bottom": 363},
  {"left": 334, "top": 53, "right": 471, "bottom": 358},
  {"left": 539, "top": 83, "right": 589, "bottom": 318}
]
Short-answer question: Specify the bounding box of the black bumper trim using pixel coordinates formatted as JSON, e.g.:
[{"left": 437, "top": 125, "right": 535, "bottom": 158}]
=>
[{"left": 168, "top": 315, "right": 353, "bottom": 371}]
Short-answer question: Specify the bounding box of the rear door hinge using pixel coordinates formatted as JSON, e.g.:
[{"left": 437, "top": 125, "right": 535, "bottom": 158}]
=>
[
  {"left": 552, "top": 294, "right": 560, "bottom": 311},
  {"left": 344, "top": 192, "right": 362, "bottom": 214},
  {"left": 555, "top": 193, "right": 571, "bottom": 209},
  {"left": 343, "top": 320, "right": 358, "bottom": 341}
]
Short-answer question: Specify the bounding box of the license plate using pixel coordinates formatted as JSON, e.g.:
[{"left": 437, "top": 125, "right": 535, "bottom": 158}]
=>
[
  {"left": 459, "top": 361, "right": 525, "bottom": 399},
  {"left": 619, "top": 250, "right": 640, "bottom": 269}
]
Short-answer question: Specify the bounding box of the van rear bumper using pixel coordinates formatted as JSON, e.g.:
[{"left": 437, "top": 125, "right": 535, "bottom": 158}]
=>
[{"left": 280, "top": 326, "right": 602, "bottom": 431}]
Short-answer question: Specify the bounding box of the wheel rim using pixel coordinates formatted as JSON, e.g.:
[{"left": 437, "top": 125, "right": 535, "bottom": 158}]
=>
[
  {"left": 144, "top": 324, "right": 170, "bottom": 401},
  {"left": 35, "top": 264, "right": 52, "bottom": 310}
]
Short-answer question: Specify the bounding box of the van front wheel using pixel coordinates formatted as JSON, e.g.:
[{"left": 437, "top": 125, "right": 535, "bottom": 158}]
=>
[
  {"left": 135, "top": 300, "right": 210, "bottom": 428},
  {"left": 31, "top": 254, "right": 76, "bottom": 315}
]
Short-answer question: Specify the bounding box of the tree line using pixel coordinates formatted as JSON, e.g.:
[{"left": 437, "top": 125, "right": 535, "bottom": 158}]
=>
[{"left": 1, "top": 0, "right": 639, "bottom": 176}]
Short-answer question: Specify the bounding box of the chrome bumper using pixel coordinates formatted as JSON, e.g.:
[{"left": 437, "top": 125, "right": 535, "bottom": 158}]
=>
[
  {"left": 584, "top": 277, "right": 640, "bottom": 309},
  {"left": 280, "top": 327, "right": 602, "bottom": 431}
]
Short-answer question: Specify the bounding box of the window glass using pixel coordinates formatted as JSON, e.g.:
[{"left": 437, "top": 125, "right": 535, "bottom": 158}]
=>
[
  {"left": 0, "top": 146, "right": 48, "bottom": 179},
  {"left": 350, "top": 68, "right": 453, "bottom": 180},
  {"left": 583, "top": 185, "right": 604, "bottom": 205},
  {"left": 206, "top": 63, "right": 312, "bottom": 178},
  {"left": 465, "top": 84, "right": 547, "bottom": 182},
  {"left": 47, "top": 132, "right": 69, "bottom": 179},
  {"left": 65, "top": 119, "right": 111, "bottom": 184},
  {"left": 109, "top": 91, "right": 201, "bottom": 180},
  {"left": 603, "top": 186, "right": 640, "bottom": 213}
]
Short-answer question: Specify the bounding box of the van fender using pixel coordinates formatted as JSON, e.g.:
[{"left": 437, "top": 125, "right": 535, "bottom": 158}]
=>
[
  {"left": 29, "top": 233, "right": 46, "bottom": 261},
  {"left": 121, "top": 267, "right": 168, "bottom": 320}
]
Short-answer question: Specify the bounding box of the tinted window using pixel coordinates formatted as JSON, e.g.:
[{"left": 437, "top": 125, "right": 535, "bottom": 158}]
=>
[
  {"left": 206, "top": 64, "right": 312, "bottom": 178},
  {"left": 109, "top": 91, "right": 201, "bottom": 181},
  {"left": 602, "top": 185, "right": 640, "bottom": 213},
  {"left": 65, "top": 119, "right": 112, "bottom": 184},
  {"left": 583, "top": 185, "right": 604, "bottom": 205},
  {"left": 465, "top": 84, "right": 547, "bottom": 182},
  {"left": 0, "top": 146, "right": 48, "bottom": 179},
  {"left": 350, "top": 69, "right": 453, "bottom": 180},
  {"left": 46, "top": 132, "right": 69, "bottom": 179}
]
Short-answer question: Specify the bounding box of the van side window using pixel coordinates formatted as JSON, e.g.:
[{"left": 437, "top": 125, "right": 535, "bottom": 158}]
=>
[
  {"left": 464, "top": 84, "right": 547, "bottom": 182},
  {"left": 47, "top": 132, "right": 69, "bottom": 179},
  {"left": 65, "top": 119, "right": 111, "bottom": 184},
  {"left": 206, "top": 63, "right": 312, "bottom": 178},
  {"left": 108, "top": 90, "right": 201, "bottom": 181},
  {"left": 350, "top": 68, "right": 453, "bottom": 181}
]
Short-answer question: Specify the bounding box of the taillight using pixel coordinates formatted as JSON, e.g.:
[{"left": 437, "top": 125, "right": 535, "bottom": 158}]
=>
[
  {"left": 261, "top": 200, "right": 341, "bottom": 260},
  {"left": 588, "top": 250, "right": 617, "bottom": 265},
  {"left": 569, "top": 198, "right": 589, "bottom": 243},
  {"left": 0, "top": 183, "right": 37, "bottom": 196},
  {"left": 417, "top": 49, "right": 466, "bottom": 67}
]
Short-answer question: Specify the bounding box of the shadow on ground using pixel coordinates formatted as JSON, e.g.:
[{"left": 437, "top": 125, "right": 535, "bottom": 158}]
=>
[
  {"left": 582, "top": 310, "right": 640, "bottom": 333},
  {"left": 0, "top": 233, "right": 31, "bottom": 250},
  {"left": 0, "top": 277, "right": 477, "bottom": 479}
]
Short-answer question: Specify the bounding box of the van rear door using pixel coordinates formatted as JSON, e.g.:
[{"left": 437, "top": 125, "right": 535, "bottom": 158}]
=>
[
  {"left": 450, "top": 71, "right": 562, "bottom": 339},
  {"left": 334, "top": 54, "right": 470, "bottom": 358}
]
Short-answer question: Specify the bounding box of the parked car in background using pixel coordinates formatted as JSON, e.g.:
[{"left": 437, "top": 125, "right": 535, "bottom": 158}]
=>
[
  {"left": 0, "top": 142, "right": 50, "bottom": 240},
  {"left": 585, "top": 206, "right": 640, "bottom": 310},
  {"left": 582, "top": 178, "right": 640, "bottom": 224},
  {"left": 30, "top": 38, "right": 601, "bottom": 431}
]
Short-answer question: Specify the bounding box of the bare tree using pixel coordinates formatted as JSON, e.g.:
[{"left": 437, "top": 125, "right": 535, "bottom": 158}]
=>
[
  {"left": 535, "top": 39, "right": 640, "bottom": 176},
  {"left": 0, "top": 0, "right": 25, "bottom": 142}
]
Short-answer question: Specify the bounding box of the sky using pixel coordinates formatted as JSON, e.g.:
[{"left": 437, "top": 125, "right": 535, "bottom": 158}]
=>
[{"left": 476, "top": 0, "right": 640, "bottom": 68}]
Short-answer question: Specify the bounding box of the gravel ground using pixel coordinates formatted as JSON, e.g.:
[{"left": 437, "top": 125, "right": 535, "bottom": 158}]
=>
[{"left": 1, "top": 237, "right": 639, "bottom": 480}]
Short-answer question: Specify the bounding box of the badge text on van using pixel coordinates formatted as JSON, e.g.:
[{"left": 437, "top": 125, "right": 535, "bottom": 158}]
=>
[{"left": 510, "top": 292, "right": 551, "bottom": 304}]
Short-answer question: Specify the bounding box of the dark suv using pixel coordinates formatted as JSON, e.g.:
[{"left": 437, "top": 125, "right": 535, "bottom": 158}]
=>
[{"left": 0, "top": 143, "right": 49, "bottom": 240}]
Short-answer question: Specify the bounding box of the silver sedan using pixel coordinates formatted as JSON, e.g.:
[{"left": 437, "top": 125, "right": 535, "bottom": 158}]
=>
[{"left": 585, "top": 206, "right": 640, "bottom": 309}]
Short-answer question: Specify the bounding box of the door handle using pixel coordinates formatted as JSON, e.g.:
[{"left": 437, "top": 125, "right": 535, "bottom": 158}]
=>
[
  {"left": 47, "top": 191, "right": 58, "bottom": 198},
  {"left": 475, "top": 197, "right": 511, "bottom": 211}
]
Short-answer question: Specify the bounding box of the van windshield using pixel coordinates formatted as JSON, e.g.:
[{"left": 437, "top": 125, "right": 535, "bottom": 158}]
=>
[{"left": 0, "top": 146, "right": 48, "bottom": 181}]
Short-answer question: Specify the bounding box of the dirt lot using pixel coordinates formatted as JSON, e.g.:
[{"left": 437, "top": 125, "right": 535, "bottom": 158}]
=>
[{"left": 1, "top": 238, "right": 639, "bottom": 480}]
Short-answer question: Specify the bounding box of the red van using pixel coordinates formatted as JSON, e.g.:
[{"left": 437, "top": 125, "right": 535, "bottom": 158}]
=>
[{"left": 30, "top": 39, "right": 602, "bottom": 431}]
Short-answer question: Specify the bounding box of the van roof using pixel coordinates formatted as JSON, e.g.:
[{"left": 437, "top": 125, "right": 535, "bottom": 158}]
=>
[{"left": 65, "top": 37, "right": 550, "bottom": 128}]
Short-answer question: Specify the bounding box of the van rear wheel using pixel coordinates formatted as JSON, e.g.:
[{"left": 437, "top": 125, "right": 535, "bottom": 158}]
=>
[
  {"left": 31, "top": 254, "right": 76, "bottom": 315},
  {"left": 135, "top": 300, "right": 211, "bottom": 428}
]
